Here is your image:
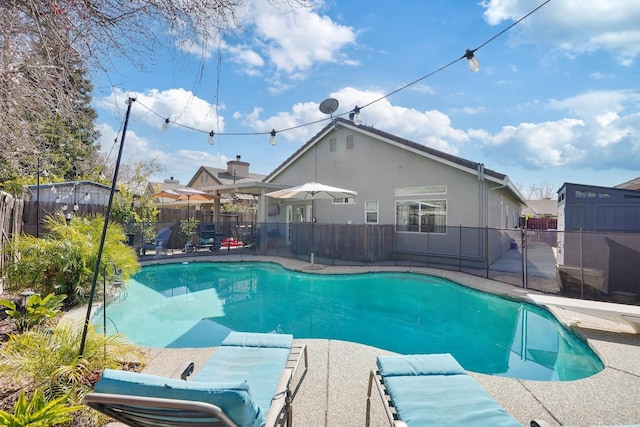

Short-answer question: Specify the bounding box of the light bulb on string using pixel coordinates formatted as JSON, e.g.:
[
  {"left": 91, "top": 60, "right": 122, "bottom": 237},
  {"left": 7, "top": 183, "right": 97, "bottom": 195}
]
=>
[
  {"left": 269, "top": 129, "right": 277, "bottom": 146},
  {"left": 350, "top": 106, "right": 362, "bottom": 125},
  {"left": 465, "top": 49, "right": 480, "bottom": 72},
  {"left": 208, "top": 131, "right": 215, "bottom": 145}
]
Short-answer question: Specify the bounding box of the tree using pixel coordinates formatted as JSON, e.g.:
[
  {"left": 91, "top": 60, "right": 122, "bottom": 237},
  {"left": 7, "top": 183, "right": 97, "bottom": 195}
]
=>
[
  {"left": 1, "top": 0, "right": 307, "bottom": 187},
  {"left": 522, "top": 182, "right": 557, "bottom": 200}
]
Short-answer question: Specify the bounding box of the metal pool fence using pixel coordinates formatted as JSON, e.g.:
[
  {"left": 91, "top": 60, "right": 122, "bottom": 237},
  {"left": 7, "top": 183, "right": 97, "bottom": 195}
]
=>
[{"left": 122, "top": 221, "right": 639, "bottom": 304}]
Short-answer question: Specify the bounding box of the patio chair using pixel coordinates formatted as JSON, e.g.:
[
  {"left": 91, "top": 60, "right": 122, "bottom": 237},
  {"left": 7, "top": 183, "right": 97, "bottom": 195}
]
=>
[
  {"left": 141, "top": 227, "right": 172, "bottom": 256},
  {"left": 84, "top": 331, "right": 308, "bottom": 427},
  {"left": 367, "top": 353, "right": 522, "bottom": 427}
]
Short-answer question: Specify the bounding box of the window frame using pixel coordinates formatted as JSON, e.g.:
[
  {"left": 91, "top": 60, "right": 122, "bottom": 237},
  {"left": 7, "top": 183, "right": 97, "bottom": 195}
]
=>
[
  {"left": 395, "top": 199, "right": 447, "bottom": 234},
  {"left": 365, "top": 200, "right": 379, "bottom": 224}
]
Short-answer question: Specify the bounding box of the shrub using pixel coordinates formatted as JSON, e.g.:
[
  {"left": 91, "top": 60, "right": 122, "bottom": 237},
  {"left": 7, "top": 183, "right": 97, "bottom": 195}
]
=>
[
  {"left": 4, "top": 212, "right": 139, "bottom": 306},
  {"left": 0, "top": 324, "right": 146, "bottom": 403},
  {"left": 0, "top": 293, "right": 66, "bottom": 332},
  {"left": 0, "top": 388, "right": 82, "bottom": 427}
]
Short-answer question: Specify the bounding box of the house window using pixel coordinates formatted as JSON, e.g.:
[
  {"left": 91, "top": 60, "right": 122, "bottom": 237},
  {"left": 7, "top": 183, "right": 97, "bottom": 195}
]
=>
[
  {"left": 396, "top": 200, "right": 447, "bottom": 233},
  {"left": 365, "top": 200, "right": 378, "bottom": 224},
  {"left": 333, "top": 197, "right": 356, "bottom": 204}
]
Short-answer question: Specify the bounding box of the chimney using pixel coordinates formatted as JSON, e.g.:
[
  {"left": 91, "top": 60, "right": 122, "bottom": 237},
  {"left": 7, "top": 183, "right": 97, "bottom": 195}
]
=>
[{"left": 227, "top": 155, "right": 249, "bottom": 178}]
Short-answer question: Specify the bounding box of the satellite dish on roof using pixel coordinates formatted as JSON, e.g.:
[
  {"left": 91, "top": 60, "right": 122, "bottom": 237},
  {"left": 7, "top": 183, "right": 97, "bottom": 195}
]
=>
[{"left": 319, "top": 98, "right": 339, "bottom": 115}]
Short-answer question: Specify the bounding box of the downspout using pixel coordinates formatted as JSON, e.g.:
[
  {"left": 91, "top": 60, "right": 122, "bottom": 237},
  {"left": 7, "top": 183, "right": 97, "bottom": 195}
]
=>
[
  {"left": 478, "top": 164, "right": 488, "bottom": 274},
  {"left": 477, "top": 163, "right": 485, "bottom": 227}
]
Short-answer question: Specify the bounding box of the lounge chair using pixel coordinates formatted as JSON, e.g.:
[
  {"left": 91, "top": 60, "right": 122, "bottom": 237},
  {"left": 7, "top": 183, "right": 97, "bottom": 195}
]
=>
[
  {"left": 141, "top": 227, "right": 172, "bottom": 256},
  {"left": 84, "top": 331, "right": 308, "bottom": 427},
  {"left": 368, "top": 353, "right": 522, "bottom": 427}
]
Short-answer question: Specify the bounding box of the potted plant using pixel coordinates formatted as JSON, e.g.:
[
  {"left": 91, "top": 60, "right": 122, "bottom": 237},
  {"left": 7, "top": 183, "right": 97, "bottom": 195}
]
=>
[{"left": 180, "top": 218, "right": 199, "bottom": 252}]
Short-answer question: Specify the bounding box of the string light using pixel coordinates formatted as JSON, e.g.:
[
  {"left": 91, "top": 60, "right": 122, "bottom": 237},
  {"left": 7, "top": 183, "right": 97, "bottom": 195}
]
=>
[
  {"left": 125, "top": 0, "right": 550, "bottom": 147},
  {"left": 465, "top": 49, "right": 480, "bottom": 72},
  {"left": 349, "top": 106, "right": 362, "bottom": 125}
]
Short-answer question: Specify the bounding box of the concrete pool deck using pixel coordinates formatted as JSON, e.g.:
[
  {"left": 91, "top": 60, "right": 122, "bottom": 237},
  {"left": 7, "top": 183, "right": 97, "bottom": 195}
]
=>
[{"left": 107, "top": 255, "right": 640, "bottom": 426}]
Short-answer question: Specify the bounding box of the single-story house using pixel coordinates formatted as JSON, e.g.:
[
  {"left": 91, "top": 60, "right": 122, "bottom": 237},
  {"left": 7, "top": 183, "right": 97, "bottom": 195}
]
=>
[{"left": 261, "top": 117, "right": 525, "bottom": 263}]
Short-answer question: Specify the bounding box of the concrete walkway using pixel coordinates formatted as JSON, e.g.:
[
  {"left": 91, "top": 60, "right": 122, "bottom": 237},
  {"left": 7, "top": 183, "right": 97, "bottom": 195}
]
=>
[{"left": 105, "top": 256, "right": 640, "bottom": 426}]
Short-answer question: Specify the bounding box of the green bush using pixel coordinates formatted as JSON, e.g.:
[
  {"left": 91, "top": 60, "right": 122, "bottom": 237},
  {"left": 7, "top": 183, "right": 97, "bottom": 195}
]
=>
[
  {"left": 0, "top": 388, "right": 82, "bottom": 427},
  {"left": 4, "top": 212, "right": 140, "bottom": 306},
  {"left": 0, "top": 324, "right": 145, "bottom": 403},
  {"left": 0, "top": 293, "right": 66, "bottom": 332}
]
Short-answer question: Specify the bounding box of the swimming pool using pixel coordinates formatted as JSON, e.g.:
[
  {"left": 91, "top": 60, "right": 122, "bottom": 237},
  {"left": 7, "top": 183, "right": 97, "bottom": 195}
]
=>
[{"left": 96, "top": 261, "right": 603, "bottom": 381}]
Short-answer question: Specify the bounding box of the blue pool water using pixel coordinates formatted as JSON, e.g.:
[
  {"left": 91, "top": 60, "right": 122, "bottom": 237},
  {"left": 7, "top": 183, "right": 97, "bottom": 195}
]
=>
[{"left": 96, "top": 262, "right": 603, "bottom": 381}]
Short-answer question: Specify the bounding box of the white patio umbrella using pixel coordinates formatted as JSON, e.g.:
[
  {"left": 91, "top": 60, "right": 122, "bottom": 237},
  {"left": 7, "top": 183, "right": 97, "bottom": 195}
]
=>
[{"left": 265, "top": 182, "right": 357, "bottom": 200}]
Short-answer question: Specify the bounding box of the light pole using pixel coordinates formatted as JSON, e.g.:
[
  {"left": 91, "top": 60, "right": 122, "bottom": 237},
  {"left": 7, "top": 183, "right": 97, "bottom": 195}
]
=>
[{"left": 79, "top": 96, "right": 135, "bottom": 357}]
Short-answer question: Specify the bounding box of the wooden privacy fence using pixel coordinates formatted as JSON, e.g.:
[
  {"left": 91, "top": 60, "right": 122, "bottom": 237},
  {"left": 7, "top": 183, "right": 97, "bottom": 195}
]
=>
[{"left": 290, "top": 223, "right": 395, "bottom": 262}]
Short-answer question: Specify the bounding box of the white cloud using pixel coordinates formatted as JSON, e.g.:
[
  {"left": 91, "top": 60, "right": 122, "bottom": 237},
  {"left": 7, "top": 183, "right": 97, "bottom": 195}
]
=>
[
  {"left": 250, "top": 1, "right": 356, "bottom": 75},
  {"left": 96, "top": 122, "right": 232, "bottom": 183},
  {"left": 411, "top": 84, "right": 435, "bottom": 95},
  {"left": 548, "top": 89, "right": 640, "bottom": 117},
  {"left": 475, "top": 89, "right": 640, "bottom": 170},
  {"left": 186, "top": 0, "right": 357, "bottom": 88},
  {"left": 99, "top": 88, "right": 224, "bottom": 133},
  {"left": 236, "top": 87, "right": 473, "bottom": 154},
  {"left": 96, "top": 122, "right": 165, "bottom": 165},
  {"left": 481, "top": 119, "right": 586, "bottom": 168},
  {"left": 481, "top": 0, "right": 640, "bottom": 65}
]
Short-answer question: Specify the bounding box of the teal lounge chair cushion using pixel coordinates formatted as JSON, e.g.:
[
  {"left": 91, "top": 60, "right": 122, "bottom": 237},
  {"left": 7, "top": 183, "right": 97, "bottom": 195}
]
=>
[
  {"left": 194, "top": 332, "right": 293, "bottom": 419},
  {"left": 377, "top": 354, "right": 522, "bottom": 427},
  {"left": 221, "top": 331, "right": 293, "bottom": 349},
  {"left": 377, "top": 353, "right": 466, "bottom": 377},
  {"left": 95, "top": 369, "right": 262, "bottom": 426}
]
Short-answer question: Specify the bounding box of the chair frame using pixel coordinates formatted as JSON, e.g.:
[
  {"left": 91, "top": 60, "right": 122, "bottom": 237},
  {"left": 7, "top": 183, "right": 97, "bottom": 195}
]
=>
[
  {"left": 367, "top": 368, "right": 408, "bottom": 427},
  {"left": 84, "top": 342, "right": 308, "bottom": 427}
]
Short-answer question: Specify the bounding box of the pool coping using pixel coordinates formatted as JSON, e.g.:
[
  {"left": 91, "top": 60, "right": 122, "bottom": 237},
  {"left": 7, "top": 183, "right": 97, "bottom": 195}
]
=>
[{"left": 114, "top": 255, "right": 640, "bottom": 426}]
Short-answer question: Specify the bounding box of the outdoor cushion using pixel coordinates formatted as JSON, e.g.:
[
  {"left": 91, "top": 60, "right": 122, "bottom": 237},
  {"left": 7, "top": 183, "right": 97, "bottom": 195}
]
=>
[
  {"left": 377, "top": 354, "right": 522, "bottom": 427},
  {"left": 377, "top": 353, "right": 466, "bottom": 377},
  {"left": 194, "top": 332, "right": 293, "bottom": 417},
  {"left": 221, "top": 331, "right": 293, "bottom": 349},
  {"left": 95, "top": 368, "right": 262, "bottom": 426}
]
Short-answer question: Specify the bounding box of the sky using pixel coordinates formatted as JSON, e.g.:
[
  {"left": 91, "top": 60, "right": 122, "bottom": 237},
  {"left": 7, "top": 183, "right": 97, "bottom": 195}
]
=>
[{"left": 93, "top": 0, "right": 640, "bottom": 196}]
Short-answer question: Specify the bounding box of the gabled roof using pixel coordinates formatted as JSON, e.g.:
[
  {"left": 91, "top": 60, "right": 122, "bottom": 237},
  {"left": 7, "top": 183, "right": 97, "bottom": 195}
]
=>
[
  {"left": 187, "top": 166, "right": 266, "bottom": 188},
  {"left": 523, "top": 198, "right": 558, "bottom": 217},
  {"left": 264, "top": 117, "right": 525, "bottom": 203},
  {"left": 616, "top": 177, "right": 640, "bottom": 190}
]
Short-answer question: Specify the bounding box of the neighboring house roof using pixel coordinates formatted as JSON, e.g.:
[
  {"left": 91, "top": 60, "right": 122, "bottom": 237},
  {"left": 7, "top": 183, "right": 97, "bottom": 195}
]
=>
[
  {"left": 522, "top": 198, "right": 558, "bottom": 217},
  {"left": 616, "top": 177, "right": 640, "bottom": 190},
  {"left": 146, "top": 179, "right": 185, "bottom": 196},
  {"left": 265, "top": 117, "right": 526, "bottom": 204},
  {"left": 187, "top": 166, "right": 266, "bottom": 188}
]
